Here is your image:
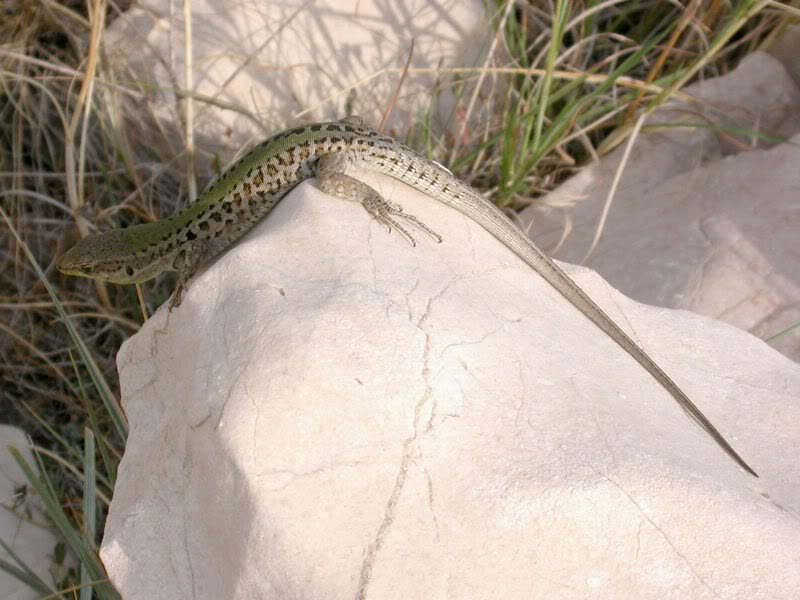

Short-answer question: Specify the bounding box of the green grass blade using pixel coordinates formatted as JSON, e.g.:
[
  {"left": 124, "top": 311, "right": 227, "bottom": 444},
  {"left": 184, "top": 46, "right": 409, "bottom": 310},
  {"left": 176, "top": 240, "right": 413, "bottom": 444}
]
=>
[
  {"left": 80, "top": 429, "right": 97, "bottom": 600},
  {"left": 72, "top": 353, "right": 119, "bottom": 487},
  {"left": 8, "top": 447, "right": 120, "bottom": 599},
  {"left": 0, "top": 206, "right": 128, "bottom": 442},
  {"left": 0, "top": 538, "right": 61, "bottom": 598},
  {"left": 532, "top": 0, "right": 570, "bottom": 149}
]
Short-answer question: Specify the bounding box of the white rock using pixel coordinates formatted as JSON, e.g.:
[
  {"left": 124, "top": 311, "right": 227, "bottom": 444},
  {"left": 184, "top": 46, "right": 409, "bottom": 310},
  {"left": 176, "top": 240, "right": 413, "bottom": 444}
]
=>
[
  {"left": 768, "top": 24, "right": 800, "bottom": 85},
  {"left": 100, "top": 173, "right": 800, "bottom": 599},
  {"left": 104, "top": 0, "right": 489, "bottom": 167},
  {"left": 525, "top": 52, "right": 800, "bottom": 361},
  {"left": 0, "top": 426, "right": 62, "bottom": 599}
]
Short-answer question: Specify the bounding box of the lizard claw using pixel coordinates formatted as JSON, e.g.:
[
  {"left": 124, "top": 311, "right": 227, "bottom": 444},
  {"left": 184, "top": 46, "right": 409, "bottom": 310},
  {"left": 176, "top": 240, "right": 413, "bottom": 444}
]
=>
[{"left": 361, "top": 194, "right": 441, "bottom": 246}]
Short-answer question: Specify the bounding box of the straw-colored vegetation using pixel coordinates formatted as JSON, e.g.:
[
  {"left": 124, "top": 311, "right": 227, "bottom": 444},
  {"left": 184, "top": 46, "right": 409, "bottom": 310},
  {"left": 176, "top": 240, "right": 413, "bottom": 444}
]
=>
[{"left": 0, "top": 1, "right": 791, "bottom": 596}]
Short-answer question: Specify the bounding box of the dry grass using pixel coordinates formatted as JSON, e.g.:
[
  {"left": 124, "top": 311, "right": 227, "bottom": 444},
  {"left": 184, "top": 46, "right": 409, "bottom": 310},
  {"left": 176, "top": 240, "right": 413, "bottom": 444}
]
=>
[{"left": 0, "top": 0, "right": 791, "bottom": 595}]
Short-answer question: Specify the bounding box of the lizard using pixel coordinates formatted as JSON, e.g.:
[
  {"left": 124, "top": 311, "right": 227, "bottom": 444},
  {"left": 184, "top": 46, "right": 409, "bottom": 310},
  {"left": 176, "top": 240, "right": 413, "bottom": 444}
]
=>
[{"left": 58, "top": 115, "right": 758, "bottom": 477}]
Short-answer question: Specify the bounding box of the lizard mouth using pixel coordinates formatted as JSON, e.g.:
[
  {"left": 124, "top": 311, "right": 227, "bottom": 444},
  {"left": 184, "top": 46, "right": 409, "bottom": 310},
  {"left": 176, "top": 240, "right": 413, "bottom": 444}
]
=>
[
  {"left": 56, "top": 253, "right": 77, "bottom": 274},
  {"left": 57, "top": 249, "right": 95, "bottom": 277},
  {"left": 55, "top": 253, "right": 72, "bottom": 274}
]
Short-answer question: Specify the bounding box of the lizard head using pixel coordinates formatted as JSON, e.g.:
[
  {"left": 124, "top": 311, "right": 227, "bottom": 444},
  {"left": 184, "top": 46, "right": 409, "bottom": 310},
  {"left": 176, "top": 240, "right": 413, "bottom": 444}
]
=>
[{"left": 58, "top": 228, "right": 156, "bottom": 284}]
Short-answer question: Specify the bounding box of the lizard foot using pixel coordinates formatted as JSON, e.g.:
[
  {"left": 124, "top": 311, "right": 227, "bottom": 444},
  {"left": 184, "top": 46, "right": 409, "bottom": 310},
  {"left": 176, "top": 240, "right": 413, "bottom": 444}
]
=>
[
  {"left": 316, "top": 154, "right": 443, "bottom": 247},
  {"left": 169, "top": 241, "right": 207, "bottom": 310},
  {"left": 361, "top": 194, "right": 443, "bottom": 247},
  {"left": 168, "top": 286, "right": 184, "bottom": 310}
]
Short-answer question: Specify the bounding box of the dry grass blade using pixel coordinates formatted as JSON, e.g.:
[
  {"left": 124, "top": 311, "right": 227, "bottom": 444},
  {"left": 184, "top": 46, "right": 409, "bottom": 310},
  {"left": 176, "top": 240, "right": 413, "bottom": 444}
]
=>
[
  {"left": 64, "top": 0, "right": 110, "bottom": 308},
  {"left": 580, "top": 112, "right": 645, "bottom": 264},
  {"left": 182, "top": 0, "right": 196, "bottom": 200}
]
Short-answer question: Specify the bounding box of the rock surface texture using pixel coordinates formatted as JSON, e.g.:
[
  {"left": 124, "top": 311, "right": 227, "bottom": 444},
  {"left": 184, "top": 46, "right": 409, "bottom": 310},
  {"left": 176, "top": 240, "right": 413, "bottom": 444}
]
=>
[{"left": 100, "top": 174, "right": 800, "bottom": 599}]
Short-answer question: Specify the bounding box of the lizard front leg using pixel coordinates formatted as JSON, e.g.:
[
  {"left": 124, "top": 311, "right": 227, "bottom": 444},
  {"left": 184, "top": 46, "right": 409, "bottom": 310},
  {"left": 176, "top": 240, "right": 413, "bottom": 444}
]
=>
[
  {"left": 170, "top": 240, "right": 210, "bottom": 309},
  {"left": 315, "top": 152, "right": 442, "bottom": 246}
]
